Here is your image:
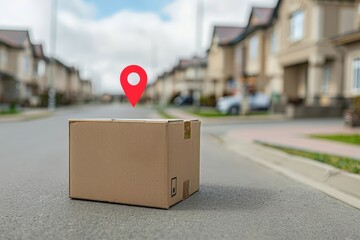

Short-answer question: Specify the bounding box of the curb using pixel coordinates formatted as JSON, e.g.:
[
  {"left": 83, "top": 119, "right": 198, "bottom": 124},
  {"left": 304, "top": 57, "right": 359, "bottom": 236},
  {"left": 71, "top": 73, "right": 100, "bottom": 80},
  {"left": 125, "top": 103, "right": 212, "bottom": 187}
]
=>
[
  {"left": 165, "top": 108, "right": 287, "bottom": 124},
  {"left": 220, "top": 134, "right": 360, "bottom": 209},
  {"left": 0, "top": 111, "right": 53, "bottom": 122}
]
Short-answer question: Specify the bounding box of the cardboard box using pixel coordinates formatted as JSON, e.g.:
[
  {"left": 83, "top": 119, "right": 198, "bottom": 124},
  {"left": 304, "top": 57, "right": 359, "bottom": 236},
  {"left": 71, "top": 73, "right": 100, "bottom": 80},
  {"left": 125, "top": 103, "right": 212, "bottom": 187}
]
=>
[{"left": 69, "top": 119, "right": 200, "bottom": 209}]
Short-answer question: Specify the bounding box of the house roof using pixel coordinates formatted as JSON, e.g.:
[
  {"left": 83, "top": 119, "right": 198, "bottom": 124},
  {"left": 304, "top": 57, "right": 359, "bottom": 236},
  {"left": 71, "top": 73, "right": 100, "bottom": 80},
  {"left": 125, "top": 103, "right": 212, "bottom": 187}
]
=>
[
  {"left": 0, "top": 29, "right": 29, "bottom": 48},
  {"left": 50, "top": 57, "right": 72, "bottom": 71},
  {"left": 32, "top": 44, "right": 44, "bottom": 58},
  {"left": 177, "top": 56, "right": 207, "bottom": 69},
  {"left": 224, "top": 6, "right": 274, "bottom": 46},
  {"left": 212, "top": 26, "right": 246, "bottom": 45},
  {"left": 248, "top": 7, "right": 274, "bottom": 27}
]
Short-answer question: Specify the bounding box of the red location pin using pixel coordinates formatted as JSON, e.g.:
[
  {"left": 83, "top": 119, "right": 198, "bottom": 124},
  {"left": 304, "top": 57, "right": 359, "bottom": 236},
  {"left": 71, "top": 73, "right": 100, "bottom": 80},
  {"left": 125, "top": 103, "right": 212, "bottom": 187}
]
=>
[{"left": 120, "top": 65, "right": 147, "bottom": 107}]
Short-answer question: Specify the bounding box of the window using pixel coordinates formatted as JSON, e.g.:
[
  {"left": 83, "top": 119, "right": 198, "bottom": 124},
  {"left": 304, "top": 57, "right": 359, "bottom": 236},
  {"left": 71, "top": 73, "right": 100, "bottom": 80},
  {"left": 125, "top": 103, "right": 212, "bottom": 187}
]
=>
[
  {"left": 37, "top": 60, "right": 46, "bottom": 77},
  {"left": 0, "top": 50, "right": 8, "bottom": 65},
  {"left": 249, "top": 35, "right": 258, "bottom": 60},
  {"left": 270, "top": 30, "right": 278, "bottom": 54},
  {"left": 22, "top": 56, "right": 30, "bottom": 73},
  {"left": 322, "top": 65, "right": 330, "bottom": 93},
  {"left": 353, "top": 58, "right": 360, "bottom": 91},
  {"left": 290, "top": 10, "right": 304, "bottom": 41}
]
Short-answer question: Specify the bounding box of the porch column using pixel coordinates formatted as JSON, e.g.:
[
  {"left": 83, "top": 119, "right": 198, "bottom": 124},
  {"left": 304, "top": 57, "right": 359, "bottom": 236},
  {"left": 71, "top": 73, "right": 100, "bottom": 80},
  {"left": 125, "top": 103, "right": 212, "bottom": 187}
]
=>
[{"left": 306, "top": 63, "right": 323, "bottom": 106}]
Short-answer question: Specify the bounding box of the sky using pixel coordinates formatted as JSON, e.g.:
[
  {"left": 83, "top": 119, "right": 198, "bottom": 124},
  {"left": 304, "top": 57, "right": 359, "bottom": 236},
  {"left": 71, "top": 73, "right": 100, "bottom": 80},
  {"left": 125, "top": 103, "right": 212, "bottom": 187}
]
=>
[{"left": 0, "top": 0, "right": 276, "bottom": 94}]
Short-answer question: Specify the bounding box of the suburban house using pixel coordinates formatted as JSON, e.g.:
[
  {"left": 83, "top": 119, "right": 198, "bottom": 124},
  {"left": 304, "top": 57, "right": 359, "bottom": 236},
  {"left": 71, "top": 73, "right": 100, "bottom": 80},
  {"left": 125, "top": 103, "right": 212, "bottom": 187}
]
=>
[
  {"left": 227, "top": 7, "right": 274, "bottom": 96},
  {"left": 266, "top": 0, "right": 357, "bottom": 117},
  {"left": 173, "top": 56, "right": 207, "bottom": 99},
  {"left": 150, "top": 0, "right": 360, "bottom": 118},
  {"left": 162, "top": 71, "right": 175, "bottom": 104},
  {"left": 0, "top": 36, "right": 17, "bottom": 103},
  {"left": 0, "top": 30, "right": 37, "bottom": 105},
  {"left": 147, "top": 56, "right": 207, "bottom": 105},
  {"left": 143, "top": 82, "right": 156, "bottom": 103},
  {"left": 47, "top": 57, "right": 71, "bottom": 105},
  {"left": 220, "top": 0, "right": 359, "bottom": 117},
  {"left": 330, "top": 0, "right": 360, "bottom": 105},
  {"left": 68, "top": 67, "right": 82, "bottom": 103},
  {"left": 80, "top": 79, "right": 93, "bottom": 102},
  {"left": 32, "top": 43, "right": 47, "bottom": 105},
  {"left": 0, "top": 28, "right": 92, "bottom": 107},
  {"left": 204, "top": 26, "right": 245, "bottom": 100}
]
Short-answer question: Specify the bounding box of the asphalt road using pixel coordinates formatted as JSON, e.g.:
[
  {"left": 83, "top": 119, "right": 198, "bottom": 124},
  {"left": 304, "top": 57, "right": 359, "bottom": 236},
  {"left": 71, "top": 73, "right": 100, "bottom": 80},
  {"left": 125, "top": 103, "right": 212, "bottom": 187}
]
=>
[{"left": 1, "top": 104, "right": 360, "bottom": 239}]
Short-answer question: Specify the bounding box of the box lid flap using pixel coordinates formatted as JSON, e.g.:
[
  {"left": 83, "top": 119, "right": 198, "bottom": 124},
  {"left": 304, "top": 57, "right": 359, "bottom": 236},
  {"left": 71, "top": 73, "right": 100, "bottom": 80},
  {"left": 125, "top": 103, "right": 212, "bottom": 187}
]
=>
[{"left": 69, "top": 118, "right": 199, "bottom": 123}]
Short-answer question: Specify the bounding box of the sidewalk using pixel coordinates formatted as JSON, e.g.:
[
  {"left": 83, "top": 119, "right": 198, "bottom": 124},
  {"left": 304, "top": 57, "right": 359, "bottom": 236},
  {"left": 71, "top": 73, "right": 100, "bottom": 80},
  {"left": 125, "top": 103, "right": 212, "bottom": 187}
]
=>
[
  {"left": 225, "top": 121, "right": 360, "bottom": 160},
  {"left": 217, "top": 119, "right": 360, "bottom": 209},
  {"left": 0, "top": 109, "right": 52, "bottom": 122},
  {"left": 165, "top": 107, "right": 286, "bottom": 124}
]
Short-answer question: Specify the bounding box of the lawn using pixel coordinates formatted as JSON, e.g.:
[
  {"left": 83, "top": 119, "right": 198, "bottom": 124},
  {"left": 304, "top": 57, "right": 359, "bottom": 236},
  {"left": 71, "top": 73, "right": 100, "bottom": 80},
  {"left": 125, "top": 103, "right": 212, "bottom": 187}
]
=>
[
  {"left": 258, "top": 142, "right": 360, "bottom": 174},
  {"left": 0, "top": 109, "right": 19, "bottom": 115},
  {"left": 191, "top": 109, "right": 227, "bottom": 118},
  {"left": 310, "top": 134, "right": 360, "bottom": 146},
  {"left": 189, "top": 108, "right": 268, "bottom": 118}
]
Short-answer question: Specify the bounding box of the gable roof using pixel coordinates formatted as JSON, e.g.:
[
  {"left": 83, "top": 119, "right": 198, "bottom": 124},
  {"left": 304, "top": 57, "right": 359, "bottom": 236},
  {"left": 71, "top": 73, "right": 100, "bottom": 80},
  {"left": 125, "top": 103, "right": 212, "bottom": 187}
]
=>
[
  {"left": 224, "top": 6, "right": 274, "bottom": 46},
  {"left": 32, "top": 44, "right": 44, "bottom": 58},
  {"left": 0, "top": 29, "right": 30, "bottom": 48},
  {"left": 212, "top": 26, "right": 246, "bottom": 45},
  {"left": 177, "top": 56, "right": 207, "bottom": 70},
  {"left": 248, "top": 7, "right": 274, "bottom": 27}
]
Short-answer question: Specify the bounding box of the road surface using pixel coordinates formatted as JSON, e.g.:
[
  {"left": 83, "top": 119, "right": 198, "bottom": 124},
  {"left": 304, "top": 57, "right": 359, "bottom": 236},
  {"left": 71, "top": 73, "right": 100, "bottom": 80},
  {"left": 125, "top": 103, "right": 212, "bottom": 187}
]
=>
[{"left": 1, "top": 104, "right": 359, "bottom": 239}]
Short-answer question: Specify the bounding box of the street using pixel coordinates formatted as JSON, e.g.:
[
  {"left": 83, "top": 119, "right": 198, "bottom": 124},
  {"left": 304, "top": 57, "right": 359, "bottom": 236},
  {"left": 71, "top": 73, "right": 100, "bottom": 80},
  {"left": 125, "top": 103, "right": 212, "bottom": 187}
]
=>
[{"left": 1, "top": 104, "right": 360, "bottom": 239}]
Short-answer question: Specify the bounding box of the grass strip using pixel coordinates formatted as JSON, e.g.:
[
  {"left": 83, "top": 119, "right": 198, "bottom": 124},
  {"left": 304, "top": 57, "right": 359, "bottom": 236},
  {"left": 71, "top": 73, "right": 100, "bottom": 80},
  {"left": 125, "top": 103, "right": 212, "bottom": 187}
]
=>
[
  {"left": 257, "top": 142, "right": 360, "bottom": 174},
  {"left": 310, "top": 134, "right": 360, "bottom": 147}
]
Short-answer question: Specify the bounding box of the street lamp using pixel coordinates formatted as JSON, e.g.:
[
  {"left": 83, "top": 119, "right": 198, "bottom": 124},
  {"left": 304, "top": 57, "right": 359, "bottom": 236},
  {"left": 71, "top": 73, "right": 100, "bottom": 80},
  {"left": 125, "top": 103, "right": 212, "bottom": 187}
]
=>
[
  {"left": 48, "top": 0, "right": 57, "bottom": 111},
  {"left": 193, "top": 0, "right": 203, "bottom": 112}
]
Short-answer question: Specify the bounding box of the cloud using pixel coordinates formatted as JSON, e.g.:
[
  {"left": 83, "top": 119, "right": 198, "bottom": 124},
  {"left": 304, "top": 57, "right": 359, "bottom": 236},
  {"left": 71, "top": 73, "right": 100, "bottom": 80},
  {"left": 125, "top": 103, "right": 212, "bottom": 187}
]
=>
[{"left": 0, "top": 0, "right": 276, "bottom": 94}]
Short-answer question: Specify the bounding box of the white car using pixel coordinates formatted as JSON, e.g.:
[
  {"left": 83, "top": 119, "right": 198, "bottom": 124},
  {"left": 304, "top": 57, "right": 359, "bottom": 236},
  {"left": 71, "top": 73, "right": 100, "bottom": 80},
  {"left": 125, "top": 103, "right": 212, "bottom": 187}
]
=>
[{"left": 216, "top": 93, "right": 270, "bottom": 115}]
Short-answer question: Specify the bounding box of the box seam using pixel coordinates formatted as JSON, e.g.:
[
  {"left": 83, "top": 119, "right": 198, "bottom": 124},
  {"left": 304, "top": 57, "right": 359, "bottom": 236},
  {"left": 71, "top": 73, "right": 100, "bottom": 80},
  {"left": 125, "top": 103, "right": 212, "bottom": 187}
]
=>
[
  {"left": 68, "top": 121, "right": 71, "bottom": 197},
  {"left": 165, "top": 123, "right": 169, "bottom": 208}
]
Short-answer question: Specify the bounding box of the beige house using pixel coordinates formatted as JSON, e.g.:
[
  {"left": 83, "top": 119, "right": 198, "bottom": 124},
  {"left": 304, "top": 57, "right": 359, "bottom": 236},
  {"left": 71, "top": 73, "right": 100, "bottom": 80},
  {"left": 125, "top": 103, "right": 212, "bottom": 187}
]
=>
[
  {"left": 0, "top": 30, "right": 37, "bottom": 105},
  {"left": 153, "top": 73, "right": 165, "bottom": 104},
  {"left": 32, "top": 44, "right": 47, "bottom": 105},
  {"left": 173, "top": 56, "right": 207, "bottom": 98},
  {"left": 80, "top": 79, "right": 93, "bottom": 102},
  {"left": 205, "top": 26, "right": 245, "bottom": 99},
  {"left": 267, "top": 0, "right": 357, "bottom": 117},
  {"left": 68, "top": 67, "right": 82, "bottom": 103},
  {"left": 47, "top": 58, "right": 71, "bottom": 104},
  {"left": 162, "top": 71, "right": 175, "bottom": 104},
  {"left": 0, "top": 39, "right": 17, "bottom": 103},
  {"left": 330, "top": 0, "right": 360, "bottom": 104},
  {"left": 0, "top": 28, "right": 92, "bottom": 107},
  {"left": 221, "top": 0, "right": 359, "bottom": 117},
  {"left": 143, "top": 82, "right": 156, "bottom": 103},
  {"left": 229, "top": 7, "right": 274, "bottom": 95}
]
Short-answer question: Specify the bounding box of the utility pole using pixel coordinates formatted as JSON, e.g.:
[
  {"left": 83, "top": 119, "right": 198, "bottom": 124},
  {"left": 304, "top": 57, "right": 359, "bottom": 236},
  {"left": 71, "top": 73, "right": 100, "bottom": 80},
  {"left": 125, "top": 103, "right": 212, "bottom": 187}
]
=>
[
  {"left": 193, "top": 0, "right": 203, "bottom": 112},
  {"left": 150, "top": 38, "right": 158, "bottom": 106},
  {"left": 48, "top": 0, "right": 57, "bottom": 111}
]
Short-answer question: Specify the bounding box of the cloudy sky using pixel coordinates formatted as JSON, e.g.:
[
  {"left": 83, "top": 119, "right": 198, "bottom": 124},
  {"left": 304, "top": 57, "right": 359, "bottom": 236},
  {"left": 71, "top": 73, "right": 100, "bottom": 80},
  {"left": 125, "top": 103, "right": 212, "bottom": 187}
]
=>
[{"left": 0, "top": 0, "right": 275, "bottom": 94}]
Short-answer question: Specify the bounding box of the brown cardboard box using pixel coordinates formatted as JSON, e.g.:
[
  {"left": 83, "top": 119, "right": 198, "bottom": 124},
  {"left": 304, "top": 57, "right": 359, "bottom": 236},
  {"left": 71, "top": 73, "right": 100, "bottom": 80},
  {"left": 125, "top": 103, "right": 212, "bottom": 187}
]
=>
[{"left": 69, "top": 119, "right": 200, "bottom": 209}]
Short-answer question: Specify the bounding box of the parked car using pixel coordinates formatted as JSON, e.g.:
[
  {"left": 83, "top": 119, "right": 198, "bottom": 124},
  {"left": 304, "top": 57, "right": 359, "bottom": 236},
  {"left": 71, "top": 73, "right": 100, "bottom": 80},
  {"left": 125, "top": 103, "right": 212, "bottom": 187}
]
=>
[
  {"left": 174, "top": 95, "right": 193, "bottom": 106},
  {"left": 216, "top": 93, "right": 270, "bottom": 115}
]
